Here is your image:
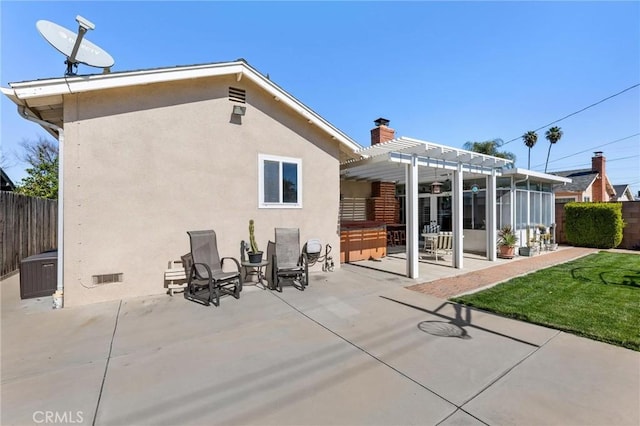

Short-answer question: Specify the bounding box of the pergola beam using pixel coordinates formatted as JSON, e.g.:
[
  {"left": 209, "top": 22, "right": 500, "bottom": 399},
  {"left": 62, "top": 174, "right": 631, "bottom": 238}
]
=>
[{"left": 388, "top": 152, "right": 503, "bottom": 176}]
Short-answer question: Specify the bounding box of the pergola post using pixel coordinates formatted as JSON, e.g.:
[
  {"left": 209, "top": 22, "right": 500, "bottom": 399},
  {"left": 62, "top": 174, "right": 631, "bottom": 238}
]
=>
[
  {"left": 452, "top": 163, "right": 463, "bottom": 269},
  {"left": 486, "top": 170, "right": 497, "bottom": 261},
  {"left": 405, "top": 154, "right": 419, "bottom": 278}
]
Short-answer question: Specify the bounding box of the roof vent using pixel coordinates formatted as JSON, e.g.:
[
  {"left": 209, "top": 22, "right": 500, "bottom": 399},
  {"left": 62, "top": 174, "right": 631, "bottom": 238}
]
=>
[{"left": 229, "top": 87, "right": 246, "bottom": 103}]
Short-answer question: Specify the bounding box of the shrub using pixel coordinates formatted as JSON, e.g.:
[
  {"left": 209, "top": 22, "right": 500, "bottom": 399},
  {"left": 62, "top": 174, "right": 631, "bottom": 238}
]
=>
[{"left": 564, "top": 202, "right": 624, "bottom": 248}]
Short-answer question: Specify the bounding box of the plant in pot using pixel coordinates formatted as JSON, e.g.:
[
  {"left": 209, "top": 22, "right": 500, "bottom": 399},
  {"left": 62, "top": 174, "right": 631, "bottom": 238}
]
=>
[
  {"left": 498, "top": 224, "right": 518, "bottom": 259},
  {"left": 537, "top": 224, "right": 547, "bottom": 250},
  {"left": 519, "top": 225, "right": 538, "bottom": 257},
  {"left": 546, "top": 223, "right": 558, "bottom": 251},
  {"left": 247, "top": 219, "right": 263, "bottom": 263}
]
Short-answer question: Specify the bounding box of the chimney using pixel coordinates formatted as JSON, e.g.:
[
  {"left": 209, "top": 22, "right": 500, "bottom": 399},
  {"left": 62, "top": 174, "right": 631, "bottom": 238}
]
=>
[
  {"left": 371, "top": 117, "right": 395, "bottom": 145},
  {"left": 591, "top": 151, "right": 606, "bottom": 202}
]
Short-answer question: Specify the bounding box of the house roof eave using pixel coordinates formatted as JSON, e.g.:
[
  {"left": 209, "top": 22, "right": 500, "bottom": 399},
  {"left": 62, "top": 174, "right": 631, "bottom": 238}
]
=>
[
  {"left": 2, "top": 60, "right": 363, "bottom": 157},
  {"left": 504, "top": 168, "right": 572, "bottom": 184}
]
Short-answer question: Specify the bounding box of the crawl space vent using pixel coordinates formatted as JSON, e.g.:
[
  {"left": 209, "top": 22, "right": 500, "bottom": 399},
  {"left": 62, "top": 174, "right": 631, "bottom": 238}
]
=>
[
  {"left": 229, "top": 87, "right": 246, "bottom": 103},
  {"left": 92, "top": 273, "right": 123, "bottom": 285}
]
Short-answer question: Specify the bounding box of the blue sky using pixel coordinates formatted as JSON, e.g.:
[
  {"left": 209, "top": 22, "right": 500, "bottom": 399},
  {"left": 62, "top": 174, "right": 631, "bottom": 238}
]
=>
[{"left": 2, "top": 1, "right": 639, "bottom": 196}]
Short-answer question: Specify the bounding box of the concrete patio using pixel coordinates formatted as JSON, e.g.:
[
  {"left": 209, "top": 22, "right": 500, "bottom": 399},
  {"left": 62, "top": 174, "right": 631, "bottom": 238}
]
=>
[{"left": 1, "top": 251, "right": 639, "bottom": 425}]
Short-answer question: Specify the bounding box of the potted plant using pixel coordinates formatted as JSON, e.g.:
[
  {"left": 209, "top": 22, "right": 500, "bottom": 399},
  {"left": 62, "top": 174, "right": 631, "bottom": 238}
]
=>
[
  {"left": 498, "top": 224, "right": 518, "bottom": 259},
  {"left": 519, "top": 225, "right": 538, "bottom": 257},
  {"left": 247, "top": 219, "right": 263, "bottom": 263},
  {"left": 547, "top": 223, "right": 558, "bottom": 251}
]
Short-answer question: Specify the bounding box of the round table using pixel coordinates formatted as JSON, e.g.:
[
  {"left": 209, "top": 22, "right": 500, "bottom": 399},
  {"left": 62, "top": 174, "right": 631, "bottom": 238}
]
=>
[{"left": 241, "top": 259, "right": 269, "bottom": 288}]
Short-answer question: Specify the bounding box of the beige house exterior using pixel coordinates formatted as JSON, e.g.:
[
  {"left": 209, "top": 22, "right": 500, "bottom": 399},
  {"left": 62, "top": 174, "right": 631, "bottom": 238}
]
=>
[{"left": 3, "top": 60, "right": 362, "bottom": 306}]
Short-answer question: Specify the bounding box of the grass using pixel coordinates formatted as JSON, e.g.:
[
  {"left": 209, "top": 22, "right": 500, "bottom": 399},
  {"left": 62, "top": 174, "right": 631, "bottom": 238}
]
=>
[{"left": 451, "top": 251, "right": 640, "bottom": 351}]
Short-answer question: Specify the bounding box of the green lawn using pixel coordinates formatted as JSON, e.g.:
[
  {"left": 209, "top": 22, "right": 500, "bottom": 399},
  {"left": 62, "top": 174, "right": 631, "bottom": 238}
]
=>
[{"left": 451, "top": 251, "right": 640, "bottom": 351}]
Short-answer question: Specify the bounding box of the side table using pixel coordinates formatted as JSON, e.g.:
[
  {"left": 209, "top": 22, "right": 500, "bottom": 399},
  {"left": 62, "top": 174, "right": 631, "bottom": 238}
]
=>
[{"left": 241, "top": 259, "right": 269, "bottom": 288}]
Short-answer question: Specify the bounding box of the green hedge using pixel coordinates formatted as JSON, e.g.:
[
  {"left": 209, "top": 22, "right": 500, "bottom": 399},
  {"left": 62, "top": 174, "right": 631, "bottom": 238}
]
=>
[{"left": 564, "top": 202, "right": 624, "bottom": 248}]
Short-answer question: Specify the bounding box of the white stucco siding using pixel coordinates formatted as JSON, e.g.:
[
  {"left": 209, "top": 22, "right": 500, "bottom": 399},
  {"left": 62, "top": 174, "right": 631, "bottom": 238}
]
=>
[{"left": 62, "top": 75, "right": 342, "bottom": 305}]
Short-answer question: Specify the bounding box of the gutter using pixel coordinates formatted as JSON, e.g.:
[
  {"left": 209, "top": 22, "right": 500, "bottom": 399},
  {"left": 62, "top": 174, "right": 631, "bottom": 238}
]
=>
[{"left": 18, "top": 106, "right": 65, "bottom": 309}]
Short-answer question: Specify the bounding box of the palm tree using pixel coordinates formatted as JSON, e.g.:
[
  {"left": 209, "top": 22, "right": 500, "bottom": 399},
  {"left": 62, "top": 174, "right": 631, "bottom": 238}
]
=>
[
  {"left": 544, "top": 126, "right": 563, "bottom": 172},
  {"left": 522, "top": 131, "right": 538, "bottom": 169},
  {"left": 462, "top": 139, "right": 516, "bottom": 167}
]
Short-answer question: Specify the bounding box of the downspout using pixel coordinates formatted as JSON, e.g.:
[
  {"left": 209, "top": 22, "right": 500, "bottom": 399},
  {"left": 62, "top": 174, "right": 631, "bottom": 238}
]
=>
[{"left": 18, "top": 106, "right": 65, "bottom": 309}]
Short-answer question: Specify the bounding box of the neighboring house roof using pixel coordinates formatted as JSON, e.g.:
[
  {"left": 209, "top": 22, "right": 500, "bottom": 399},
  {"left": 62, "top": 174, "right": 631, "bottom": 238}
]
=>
[
  {"left": 1, "top": 59, "right": 363, "bottom": 159},
  {"left": 613, "top": 184, "right": 634, "bottom": 201},
  {"left": 1, "top": 168, "right": 16, "bottom": 191},
  {"left": 551, "top": 169, "right": 598, "bottom": 192},
  {"left": 551, "top": 167, "right": 617, "bottom": 199}
]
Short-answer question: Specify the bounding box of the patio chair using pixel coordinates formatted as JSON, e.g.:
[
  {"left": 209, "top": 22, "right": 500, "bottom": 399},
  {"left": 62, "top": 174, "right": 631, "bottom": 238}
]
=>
[
  {"left": 421, "top": 222, "right": 440, "bottom": 252},
  {"left": 425, "top": 231, "right": 453, "bottom": 261},
  {"left": 424, "top": 222, "right": 440, "bottom": 234},
  {"left": 272, "top": 228, "right": 308, "bottom": 292},
  {"left": 185, "top": 230, "right": 243, "bottom": 307}
]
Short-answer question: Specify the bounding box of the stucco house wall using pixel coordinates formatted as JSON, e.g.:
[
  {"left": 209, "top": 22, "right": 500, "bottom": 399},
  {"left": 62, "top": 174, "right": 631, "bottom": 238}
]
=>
[{"left": 61, "top": 74, "right": 344, "bottom": 305}]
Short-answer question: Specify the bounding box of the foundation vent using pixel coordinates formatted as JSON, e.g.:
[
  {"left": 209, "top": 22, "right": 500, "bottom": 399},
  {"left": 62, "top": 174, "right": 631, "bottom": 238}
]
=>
[
  {"left": 92, "top": 273, "right": 123, "bottom": 285},
  {"left": 229, "top": 87, "right": 246, "bottom": 103}
]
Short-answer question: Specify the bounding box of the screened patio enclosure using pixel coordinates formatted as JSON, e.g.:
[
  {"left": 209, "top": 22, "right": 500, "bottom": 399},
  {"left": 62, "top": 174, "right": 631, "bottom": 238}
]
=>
[{"left": 340, "top": 137, "right": 571, "bottom": 279}]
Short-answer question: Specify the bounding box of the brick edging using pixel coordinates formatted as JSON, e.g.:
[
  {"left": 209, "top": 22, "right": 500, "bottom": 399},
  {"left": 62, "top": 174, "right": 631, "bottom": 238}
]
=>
[{"left": 407, "top": 247, "right": 598, "bottom": 299}]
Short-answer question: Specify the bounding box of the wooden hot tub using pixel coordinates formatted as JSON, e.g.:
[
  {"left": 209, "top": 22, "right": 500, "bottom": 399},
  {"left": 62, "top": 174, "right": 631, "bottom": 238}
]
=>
[{"left": 340, "top": 221, "right": 387, "bottom": 263}]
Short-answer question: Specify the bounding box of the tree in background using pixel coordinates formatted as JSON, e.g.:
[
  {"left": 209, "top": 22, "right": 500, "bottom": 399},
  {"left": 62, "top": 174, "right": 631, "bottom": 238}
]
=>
[
  {"left": 462, "top": 139, "right": 516, "bottom": 168},
  {"left": 15, "top": 137, "right": 59, "bottom": 199},
  {"left": 522, "top": 130, "right": 538, "bottom": 169},
  {"left": 544, "top": 126, "right": 563, "bottom": 173},
  {"left": 0, "top": 151, "right": 12, "bottom": 169}
]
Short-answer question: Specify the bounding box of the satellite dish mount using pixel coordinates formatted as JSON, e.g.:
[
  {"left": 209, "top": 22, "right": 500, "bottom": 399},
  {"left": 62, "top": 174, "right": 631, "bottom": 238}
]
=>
[
  {"left": 65, "top": 16, "right": 95, "bottom": 75},
  {"left": 37, "top": 15, "right": 115, "bottom": 76}
]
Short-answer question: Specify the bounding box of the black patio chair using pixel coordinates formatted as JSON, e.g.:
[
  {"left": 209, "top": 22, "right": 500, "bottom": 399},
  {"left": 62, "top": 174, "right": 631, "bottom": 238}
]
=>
[
  {"left": 185, "top": 230, "right": 242, "bottom": 306},
  {"left": 272, "top": 228, "right": 308, "bottom": 292}
]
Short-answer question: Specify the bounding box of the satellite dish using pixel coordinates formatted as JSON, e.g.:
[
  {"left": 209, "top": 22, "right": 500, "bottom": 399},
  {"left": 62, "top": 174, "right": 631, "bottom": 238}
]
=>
[{"left": 36, "top": 15, "right": 114, "bottom": 76}]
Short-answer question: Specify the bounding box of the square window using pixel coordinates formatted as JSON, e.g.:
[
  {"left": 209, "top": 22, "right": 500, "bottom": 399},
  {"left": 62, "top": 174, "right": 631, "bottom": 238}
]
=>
[{"left": 259, "top": 154, "right": 302, "bottom": 208}]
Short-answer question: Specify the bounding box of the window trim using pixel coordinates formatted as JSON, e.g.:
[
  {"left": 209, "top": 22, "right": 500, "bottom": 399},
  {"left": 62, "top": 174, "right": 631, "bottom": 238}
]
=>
[{"left": 258, "top": 154, "right": 302, "bottom": 209}]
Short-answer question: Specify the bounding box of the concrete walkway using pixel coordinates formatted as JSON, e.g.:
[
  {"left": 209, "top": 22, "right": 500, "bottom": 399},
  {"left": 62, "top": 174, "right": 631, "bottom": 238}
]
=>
[{"left": 1, "top": 256, "right": 639, "bottom": 425}]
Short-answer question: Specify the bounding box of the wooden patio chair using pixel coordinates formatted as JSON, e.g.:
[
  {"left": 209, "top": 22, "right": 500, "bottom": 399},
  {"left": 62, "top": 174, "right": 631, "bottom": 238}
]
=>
[{"left": 425, "top": 231, "right": 453, "bottom": 261}]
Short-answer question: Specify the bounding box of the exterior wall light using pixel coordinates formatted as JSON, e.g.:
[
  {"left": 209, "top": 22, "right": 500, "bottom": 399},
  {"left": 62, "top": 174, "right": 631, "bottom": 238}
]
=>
[{"left": 232, "top": 105, "right": 246, "bottom": 116}]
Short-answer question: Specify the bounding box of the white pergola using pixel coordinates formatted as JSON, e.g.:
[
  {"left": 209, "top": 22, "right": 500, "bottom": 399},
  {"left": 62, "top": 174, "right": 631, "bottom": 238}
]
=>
[{"left": 340, "top": 137, "right": 512, "bottom": 278}]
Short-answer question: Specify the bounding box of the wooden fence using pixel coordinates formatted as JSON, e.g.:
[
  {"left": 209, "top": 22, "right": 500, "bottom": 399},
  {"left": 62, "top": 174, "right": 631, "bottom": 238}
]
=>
[{"left": 1, "top": 191, "right": 58, "bottom": 276}]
